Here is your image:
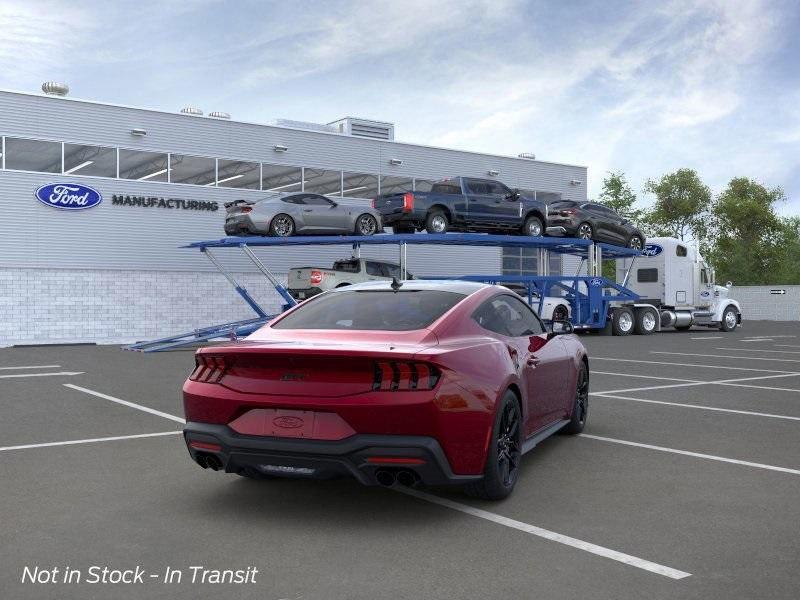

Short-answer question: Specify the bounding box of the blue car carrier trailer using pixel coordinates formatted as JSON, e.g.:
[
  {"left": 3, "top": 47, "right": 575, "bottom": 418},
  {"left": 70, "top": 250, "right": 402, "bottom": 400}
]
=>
[{"left": 126, "top": 233, "right": 644, "bottom": 352}]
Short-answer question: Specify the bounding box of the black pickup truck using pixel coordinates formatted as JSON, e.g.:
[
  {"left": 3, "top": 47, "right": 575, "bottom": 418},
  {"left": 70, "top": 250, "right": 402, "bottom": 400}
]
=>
[{"left": 372, "top": 177, "right": 549, "bottom": 236}]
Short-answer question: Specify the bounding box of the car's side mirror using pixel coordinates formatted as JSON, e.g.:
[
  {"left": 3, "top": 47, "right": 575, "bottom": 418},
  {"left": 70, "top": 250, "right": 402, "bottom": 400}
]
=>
[
  {"left": 548, "top": 319, "right": 573, "bottom": 339},
  {"left": 726, "top": 281, "right": 732, "bottom": 288},
  {"left": 329, "top": 201, "right": 338, "bottom": 208}
]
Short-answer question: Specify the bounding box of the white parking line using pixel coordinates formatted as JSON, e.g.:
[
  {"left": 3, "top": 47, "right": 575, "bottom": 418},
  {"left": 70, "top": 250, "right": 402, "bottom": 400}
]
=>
[
  {"left": 591, "top": 357, "right": 798, "bottom": 374},
  {"left": 592, "top": 371, "right": 700, "bottom": 383},
  {"left": 743, "top": 335, "right": 795, "bottom": 339},
  {"left": 579, "top": 434, "right": 800, "bottom": 476},
  {"left": 0, "top": 431, "right": 182, "bottom": 453},
  {"left": 0, "top": 371, "right": 84, "bottom": 379},
  {"left": 592, "top": 393, "right": 800, "bottom": 422},
  {"left": 63, "top": 384, "right": 186, "bottom": 424},
  {"left": 776, "top": 345, "right": 800, "bottom": 349},
  {"left": 739, "top": 339, "right": 773, "bottom": 343},
  {"left": 0, "top": 364, "right": 61, "bottom": 370},
  {"left": 690, "top": 336, "right": 723, "bottom": 340},
  {"left": 651, "top": 351, "right": 800, "bottom": 363},
  {"left": 715, "top": 348, "right": 800, "bottom": 354},
  {"left": 594, "top": 372, "right": 800, "bottom": 395},
  {"left": 395, "top": 486, "right": 691, "bottom": 580}
]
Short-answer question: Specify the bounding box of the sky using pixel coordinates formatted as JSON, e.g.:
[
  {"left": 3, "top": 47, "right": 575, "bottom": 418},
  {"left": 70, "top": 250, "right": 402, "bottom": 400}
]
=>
[{"left": 1, "top": 0, "right": 799, "bottom": 214}]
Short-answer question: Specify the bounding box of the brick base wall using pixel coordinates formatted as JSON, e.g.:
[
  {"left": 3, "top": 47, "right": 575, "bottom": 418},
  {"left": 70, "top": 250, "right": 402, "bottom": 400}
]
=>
[{"left": 1, "top": 268, "right": 288, "bottom": 346}]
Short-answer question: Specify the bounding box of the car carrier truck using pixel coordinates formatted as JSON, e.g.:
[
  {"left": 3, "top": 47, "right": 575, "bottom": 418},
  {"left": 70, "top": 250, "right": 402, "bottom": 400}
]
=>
[{"left": 610, "top": 236, "right": 742, "bottom": 335}]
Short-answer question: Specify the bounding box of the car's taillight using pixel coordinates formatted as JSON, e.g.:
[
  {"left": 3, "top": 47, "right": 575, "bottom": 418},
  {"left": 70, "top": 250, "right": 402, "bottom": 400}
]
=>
[
  {"left": 371, "top": 198, "right": 377, "bottom": 208},
  {"left": 402, "top": 192, "right": 414, "bottom": 213},
  {"left": 561, "top": 208, "right": 577, "bottom": 216},
  {"left": 189, "top": 354, "right": 229, "bottom": 383},
  {"left": 373, "top": 361, "right": 440, "bottom": 391},
  {"left": 240, "top": 206, "right": 252, "bottom": 213},
  {"left": 310, "top": 270, "right": 324, "bottom": 285}
]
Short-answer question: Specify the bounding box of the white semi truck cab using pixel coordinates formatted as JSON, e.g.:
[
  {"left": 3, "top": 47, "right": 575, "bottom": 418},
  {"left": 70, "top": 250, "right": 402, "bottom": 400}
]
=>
[{"left": 612, "top": 237, "right": 742, "bottom": 335}]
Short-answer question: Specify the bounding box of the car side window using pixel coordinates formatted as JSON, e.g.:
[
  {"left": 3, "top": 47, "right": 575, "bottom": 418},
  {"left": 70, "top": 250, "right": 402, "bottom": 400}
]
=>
[
  {"left": 487, "top": 181, "right": 511, "bottom": 196},
  {"left": 466, "top": 180, "right": 490, "bottom": 195},
  {"left": 473, "top": 295, "right": 545, "bottom": 337},
  {"left": 304, "top": 195, "right": 333, "bottom": 206},
  {"left": 365, "top": 261, "right": 384, "bottom": 276},
  {"left": 282, "top": 194, "right": 306, "bottom": 205},
  {"left": 385, "top": 264, "right": 401, "bottom": 278}
]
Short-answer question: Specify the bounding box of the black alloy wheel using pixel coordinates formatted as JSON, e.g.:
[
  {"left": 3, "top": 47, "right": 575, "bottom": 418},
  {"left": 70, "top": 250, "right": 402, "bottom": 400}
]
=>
[
  {"left": 552, "top": 305, "right": 569, "bottom": 322},
  {"left": 464, "top": 391, "right": 522, "bottom": 500},
  {"left": 562, "top": 362, "right": 588, "bottom": 434}
]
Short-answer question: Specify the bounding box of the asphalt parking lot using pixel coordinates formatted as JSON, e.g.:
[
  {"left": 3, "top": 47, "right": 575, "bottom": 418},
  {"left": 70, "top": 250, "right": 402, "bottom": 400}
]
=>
[{"left": 2, "top": 321, "right": 800, "bottom": 600}]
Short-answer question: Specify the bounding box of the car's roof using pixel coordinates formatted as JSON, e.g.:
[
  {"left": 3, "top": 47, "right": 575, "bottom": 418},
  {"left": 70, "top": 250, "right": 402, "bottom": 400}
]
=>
[{"left": 336, "top": 279, "right": 489, "bottom": 295}]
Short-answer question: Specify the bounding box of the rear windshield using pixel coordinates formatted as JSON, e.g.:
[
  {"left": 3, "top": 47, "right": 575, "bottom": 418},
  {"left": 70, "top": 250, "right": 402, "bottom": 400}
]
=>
[
  {"left": 272, "top": 290, "right": 466, "bottom": 331},
  {"left": 550, "top": 200, "right": 577, "bottom": 209}
]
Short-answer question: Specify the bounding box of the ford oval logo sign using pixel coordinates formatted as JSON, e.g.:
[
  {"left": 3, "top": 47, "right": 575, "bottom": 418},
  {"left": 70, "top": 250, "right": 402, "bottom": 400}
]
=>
[
  {"left": 641, "top": 244, "right": 663, "bottom": 257},
  {"left": 588, "top": 277, "right": 604, "bottom": 287},
  {"left": 273, "top": 416, "right": 304, "bottom": 429},
  {"left": 35, "top": 183, "right": 103, "bottom": 210}
]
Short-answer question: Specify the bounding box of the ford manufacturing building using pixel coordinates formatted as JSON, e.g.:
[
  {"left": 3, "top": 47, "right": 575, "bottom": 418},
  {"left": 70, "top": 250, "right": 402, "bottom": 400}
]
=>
[{"left": 0, "top": 85, "right": 588, "bottom": 346}]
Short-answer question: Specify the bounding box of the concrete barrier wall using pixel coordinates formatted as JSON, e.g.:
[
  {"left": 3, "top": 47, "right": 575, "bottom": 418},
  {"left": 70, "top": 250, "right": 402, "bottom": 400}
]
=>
[{"left": 730, "top": 285, "right": 800, "bottom": 321}]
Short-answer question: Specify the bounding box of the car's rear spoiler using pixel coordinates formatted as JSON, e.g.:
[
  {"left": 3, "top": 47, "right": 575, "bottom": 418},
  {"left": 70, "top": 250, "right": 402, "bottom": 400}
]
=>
[{"left": 224, "top": 199, "right": 257, "bottom": 210}]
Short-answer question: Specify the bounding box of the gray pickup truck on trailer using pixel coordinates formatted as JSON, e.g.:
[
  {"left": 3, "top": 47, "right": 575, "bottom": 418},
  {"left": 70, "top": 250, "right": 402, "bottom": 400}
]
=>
[{"left": 372, "top": 177, "right": 549, "bottom": 236}]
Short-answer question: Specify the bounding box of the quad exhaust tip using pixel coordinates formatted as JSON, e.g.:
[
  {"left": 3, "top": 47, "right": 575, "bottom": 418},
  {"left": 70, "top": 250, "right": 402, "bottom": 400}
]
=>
[{"left": 376, "top": 469, "right": 419, "bottom": 487}]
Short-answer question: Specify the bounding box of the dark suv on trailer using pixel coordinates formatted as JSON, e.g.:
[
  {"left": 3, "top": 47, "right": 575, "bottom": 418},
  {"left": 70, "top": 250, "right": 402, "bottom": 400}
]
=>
[
  {"left": 372, "top": 177, "right": 549, "bottom": 236},
  {"left": 547, "top": 200, "right": 645, "bottom": 249}
]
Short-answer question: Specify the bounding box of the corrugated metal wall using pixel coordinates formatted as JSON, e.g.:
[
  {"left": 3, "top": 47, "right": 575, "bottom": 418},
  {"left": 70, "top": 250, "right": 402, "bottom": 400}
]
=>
[{"left": 0, "top": 89, "right": 588, "bottom": 276}]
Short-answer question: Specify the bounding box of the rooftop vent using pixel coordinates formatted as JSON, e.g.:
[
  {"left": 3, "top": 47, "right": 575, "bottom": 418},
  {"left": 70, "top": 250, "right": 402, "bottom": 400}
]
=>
[
  {"left": 42, "top": 82, "right": 69, "bottom": 96},
  {"left": 180, "top": 106, "right": 203, "bottom": 116},
  {"left": 328, "top": 117, "right": 394, "bottom": 141},
  {"left": 271, "top": 119, "right": 338, "bottom": 134},
  {"left": 518, "top": 152, "right": 536, "bottom": 160},
  {"left": 208, "top": 111, "right": 231, "bottom": 119}
]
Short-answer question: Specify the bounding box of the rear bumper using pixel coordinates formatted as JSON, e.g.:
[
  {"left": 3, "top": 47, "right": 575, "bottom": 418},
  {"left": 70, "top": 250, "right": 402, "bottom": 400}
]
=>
[{"left": 184, "top": 421, "right": 481, "bottom": 486}]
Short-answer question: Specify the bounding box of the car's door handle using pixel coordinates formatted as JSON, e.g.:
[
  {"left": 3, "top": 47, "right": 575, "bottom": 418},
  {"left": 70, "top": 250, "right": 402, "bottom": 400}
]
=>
[
  {"left": 527, "top": 356, "right": 541, "bottom": 367},
  {"left": 303, "top": 209, "right": 313, "bottom": 212}
]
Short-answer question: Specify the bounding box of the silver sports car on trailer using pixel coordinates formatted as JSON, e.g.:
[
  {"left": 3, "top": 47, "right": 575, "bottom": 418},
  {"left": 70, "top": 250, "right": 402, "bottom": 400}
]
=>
[{"left": 224, "top": 192, "right": 382, "bottom": 237}]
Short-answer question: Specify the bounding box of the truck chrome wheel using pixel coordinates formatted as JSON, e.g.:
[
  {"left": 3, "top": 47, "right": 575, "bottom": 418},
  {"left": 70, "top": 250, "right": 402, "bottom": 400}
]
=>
[
  {"left": 430, "top": 214, "right": 447, "bottom": 233},
  {"left": 578, "top": 223, "right": 593, "bottom": 239},
  {"left": 721, "top": 307, "right": 738, "bottom": 332},
  {"left": 618, "top": 312, "right": 632, "bottom": 331},
  {"left": 628, "top": 236, "right": 643, "bottom": 250}
]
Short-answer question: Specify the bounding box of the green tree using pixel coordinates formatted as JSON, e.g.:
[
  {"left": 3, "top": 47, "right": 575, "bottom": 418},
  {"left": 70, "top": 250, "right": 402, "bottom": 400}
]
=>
[
  {"left": 642, "top": 168, "right": 711, "bottom": 242},
  {"left": 708, "top": 177, "right": 785, "bottom": 285},
  {"left": 598, "top": 171, "right": 641, "bottom": 221}
]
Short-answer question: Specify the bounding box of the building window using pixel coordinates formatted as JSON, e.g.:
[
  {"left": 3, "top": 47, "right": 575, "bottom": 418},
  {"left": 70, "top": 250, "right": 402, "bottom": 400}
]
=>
[
  {"left": 304, "top": 168, "right": 342, "bottom": 196},
  {"left": 4, "top": 137, "right": 61, "bottom": 173},
  {"left": 170, "top": 154, "right": 215, "bottom": 186},
  {"left": 262, "top": 164, "right": 303, "bottom": 192},
  {"left": 637, "top": 268, "right": 658, "bottom": 283},
  {"left": 341, "top": 172, "right": 379, "bottom": 198},
  {"left": 217, "top": 159, "right": 260, "bottom": 189},
  {"left": 119, "top": 149, "right": 169, "bottom": 182},
  {"left": 379, "top": 175, "right": 413, "bottom": 195},
  {"left": 63, "top": 144, "right": 117, "bottom": 177}
]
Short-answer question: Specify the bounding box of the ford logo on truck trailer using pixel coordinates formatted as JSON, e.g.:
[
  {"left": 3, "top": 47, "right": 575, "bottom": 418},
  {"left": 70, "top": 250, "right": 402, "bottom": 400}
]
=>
[{"left": 35, "top": 183, "right": 103, "bottom": 210}]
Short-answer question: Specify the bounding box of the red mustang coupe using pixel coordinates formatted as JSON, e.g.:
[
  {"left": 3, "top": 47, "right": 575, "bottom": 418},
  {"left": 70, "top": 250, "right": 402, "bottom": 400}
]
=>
[{"left": 183, "top": 280, "right": 589, "bottom": 499}]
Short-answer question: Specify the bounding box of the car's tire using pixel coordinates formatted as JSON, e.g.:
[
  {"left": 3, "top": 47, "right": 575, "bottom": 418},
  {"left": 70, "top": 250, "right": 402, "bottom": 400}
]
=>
[
  {"left": 561, "top": 361, "right": 588, "bottom": 435},
  {"left": 675, "top": 324, "right": 692, "bottom": 331},
  {"left": 269, "top": 214, "right": 295, "bottom": 237},
  {"left": 552, "top": 304, "right": 569, "bottom": 322},
  {"left": 425, "top": 209, "right": 449, "bottom": 234},
  {"left": 633, "top": 307, "right": 657, "bottom": 335},
  {"left": 720, "top": 306, "right": 739, "bottom": 332},
  {"left": 236, "top": 467, "right": 275, "bottom": 480},
  {"left": 577, "top": 222, "right": 593, "bottom": 240},
  {"left": 392, "top": 224, "right": 415, "bottom": 234},
  {"left": 463, "top": 390, "right": 522, "bottom": 501},
  {"left": 522, "top": 215, "right": 544, "bottom": 237},
  {"left": 611, "top": 307, "right": 634, "bottom": 336},
  {"left": 627, "top": 235, "right": 644, "bottom": 250},
  {"left": 354, "top": 213, "right": 379, "bottom": 236}
]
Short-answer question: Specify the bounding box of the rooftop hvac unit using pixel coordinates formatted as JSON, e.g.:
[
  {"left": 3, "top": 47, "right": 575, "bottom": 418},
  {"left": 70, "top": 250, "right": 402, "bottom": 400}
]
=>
[
  {"left": 208, "top": 111, "right": 231, "bottom": 119},
  {"left": 42, "top": 82, "right": 69, "bottom": 96},
  {"left": 180, "top": 106, "right": 203, "bottom": 116},
  {"left": 328, "top": 117, "right": 395, "bottom": 141},
  {"left": 518, "top": 152, "right": 536, "bottom": 160}
]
